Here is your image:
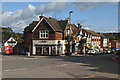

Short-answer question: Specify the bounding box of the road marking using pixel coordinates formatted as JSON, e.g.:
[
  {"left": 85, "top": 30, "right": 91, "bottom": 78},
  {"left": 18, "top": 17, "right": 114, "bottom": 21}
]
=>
[
  {"left": 30, "top": 56, "right": 49, "bottom": 58},
  {"left": 4, "top": 70, "right": 11, "bottom": 72},
  {"left": 81, "top": 75, "right": 96, "bottom": 78},
  {"left": 23, "top": 58, "right": 38, "bottom": 60},
  {"left": 112, "top": 56, "right": 120, "bottom": 63},
  {"left": 4, "top": 68, "right": 26, "bottom": 72},
  {"left": 61, "top": 64, "right": 68, "bottom": 66},
  {"left": 56, "top": 64, "right": 68, "bottom": 67}
]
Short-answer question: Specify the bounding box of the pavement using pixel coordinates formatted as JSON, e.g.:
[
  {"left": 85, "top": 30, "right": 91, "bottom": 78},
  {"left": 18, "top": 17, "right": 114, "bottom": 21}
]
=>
[{"left": 2, "top": 54, "right": 120, "bottom": 79}]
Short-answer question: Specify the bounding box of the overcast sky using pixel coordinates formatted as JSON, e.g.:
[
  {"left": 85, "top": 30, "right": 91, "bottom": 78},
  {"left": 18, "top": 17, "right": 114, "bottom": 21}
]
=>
[{"left": 1, "top": 2, "right": 118, "bottom": 33}]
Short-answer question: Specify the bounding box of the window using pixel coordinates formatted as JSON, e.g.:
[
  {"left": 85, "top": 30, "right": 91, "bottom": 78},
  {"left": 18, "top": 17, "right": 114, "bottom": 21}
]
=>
[
  {"left": 78, "top": 37, "right": 79, "bottom": 41},
  {"left": 66, "top": 30, "right": 70, "bottom": 36},
  {"left": 80, "top": 31, "right": 82, "bottom": 35},
  {"left": 40, "top": 31, "right": 49, "bottom": 39}
]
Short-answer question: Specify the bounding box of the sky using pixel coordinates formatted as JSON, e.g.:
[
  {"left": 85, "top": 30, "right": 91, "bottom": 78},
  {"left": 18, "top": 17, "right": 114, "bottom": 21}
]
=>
[{"left": 1, "top": 2, "right": 118, "bottom": 33}]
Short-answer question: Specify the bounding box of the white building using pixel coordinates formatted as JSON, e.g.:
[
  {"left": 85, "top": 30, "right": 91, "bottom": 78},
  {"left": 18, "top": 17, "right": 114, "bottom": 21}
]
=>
[{"left": 3, "top": 37, "right": 17, "bottom": 47}]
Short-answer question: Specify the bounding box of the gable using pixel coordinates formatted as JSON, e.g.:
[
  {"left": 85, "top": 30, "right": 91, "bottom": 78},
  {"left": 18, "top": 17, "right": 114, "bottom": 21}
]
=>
[
  {"left": 4, "top": 37, "right": 17, "bottom": 46},
  {"left": 5, "top": 37, "right": 17, "bottom": 44},
  {"left": 32, "top": 17, "right": 68, "bottom": 32},
  {"left": 36, "top": 19, "right": 55, "bottom": 31}
]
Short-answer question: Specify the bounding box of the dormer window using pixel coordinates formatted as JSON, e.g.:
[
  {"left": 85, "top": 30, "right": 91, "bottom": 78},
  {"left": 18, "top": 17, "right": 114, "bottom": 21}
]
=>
[{"left": 39, "top": 30, "right": 49, "bottom": 39}]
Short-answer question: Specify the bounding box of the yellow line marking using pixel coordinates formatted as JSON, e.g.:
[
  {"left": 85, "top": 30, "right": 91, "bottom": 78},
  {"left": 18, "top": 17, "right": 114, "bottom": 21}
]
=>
[{"left": 81, "top": 75, "right": 96, "bottom": 78}]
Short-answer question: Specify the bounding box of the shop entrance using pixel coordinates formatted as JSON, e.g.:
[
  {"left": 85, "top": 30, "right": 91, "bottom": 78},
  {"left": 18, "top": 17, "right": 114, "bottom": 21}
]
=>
[{"left": 35, "top": 45, "right": 58, "bottom": 56}]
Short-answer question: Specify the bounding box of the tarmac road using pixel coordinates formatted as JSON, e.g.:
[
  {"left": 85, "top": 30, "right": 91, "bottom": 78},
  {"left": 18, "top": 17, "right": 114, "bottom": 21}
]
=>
[{"left": 2, "top": 54, "right": 119, "bottom": 79}]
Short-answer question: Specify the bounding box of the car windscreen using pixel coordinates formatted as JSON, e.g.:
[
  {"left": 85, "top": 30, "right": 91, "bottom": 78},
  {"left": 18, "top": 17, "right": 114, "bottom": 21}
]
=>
[{"left": 88, "top": 49, "right": 93, "bottom": 50}]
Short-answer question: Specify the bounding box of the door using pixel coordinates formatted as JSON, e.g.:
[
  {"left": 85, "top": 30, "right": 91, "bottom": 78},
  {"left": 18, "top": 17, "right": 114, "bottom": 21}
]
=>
[{"left": 43, "top": 46, "right": 49, "bottom": 55}]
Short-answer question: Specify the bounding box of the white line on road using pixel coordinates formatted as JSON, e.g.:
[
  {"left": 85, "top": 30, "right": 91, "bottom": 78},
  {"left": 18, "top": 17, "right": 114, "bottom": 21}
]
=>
[
  {"left": 81, "top": 75, "right": 96, "bottom": 78},
  {"left": 4, "top": 68, "right": 26, "bottom": 72},
  {"left": 18, "top": 57, "right": 38, "bottom": 60},
  {"left": 4, "top": 70, "right": 11, "bottom": 72},
  {"left": 56, "top": 64, "right": 68, "bottom": 67}
]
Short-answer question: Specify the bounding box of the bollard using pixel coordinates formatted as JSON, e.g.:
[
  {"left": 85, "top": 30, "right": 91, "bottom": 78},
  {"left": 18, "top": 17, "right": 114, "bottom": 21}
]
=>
[{"left": 27, "top": 52, "right": 30, "bottom": 56}]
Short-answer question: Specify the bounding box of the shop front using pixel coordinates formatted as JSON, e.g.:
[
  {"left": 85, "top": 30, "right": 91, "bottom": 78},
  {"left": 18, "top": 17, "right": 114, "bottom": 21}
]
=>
[
  {"left": 35, "top": 45, "right": 58, "bottom": 56},
  {"left": 32, "top": 40, "right": 65, "bottom": 56}
]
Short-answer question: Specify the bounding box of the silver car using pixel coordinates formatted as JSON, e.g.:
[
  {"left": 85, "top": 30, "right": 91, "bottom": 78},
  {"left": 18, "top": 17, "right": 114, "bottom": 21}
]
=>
[{"left": 87, "top": 48, "right": 100, "bottom": 55}]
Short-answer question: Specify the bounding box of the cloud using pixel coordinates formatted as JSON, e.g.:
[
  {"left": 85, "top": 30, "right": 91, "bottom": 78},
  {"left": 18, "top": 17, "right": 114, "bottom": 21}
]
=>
[
  {"left": 71, "top": 2, "right": 101, "bottom": 11},
  {"left": 94, "top": 26, "right": 118, "bottom": 33},
  {"left": 1, "top": 2, "right": 115, "bottom": 32},
  {"left": 21, "top": 4, "right": 36, "bottom": 19},
  {"left": 85, "top": 27, "right": 89, "bottom": 30},
  {"left": 36, "top": 2, "right": 66, "bottom": 14},
  {"left": 2, "top": 10, "right": 22, "bottom": 26},
  {"left": 80, "top": 19, "right": 87, "bottom": 24},
  {"left": 82, "top": 24, "right": 93, "bottom": 27},
  {"left": 1, "top": 4, "right": 39, "bottom": 32}
]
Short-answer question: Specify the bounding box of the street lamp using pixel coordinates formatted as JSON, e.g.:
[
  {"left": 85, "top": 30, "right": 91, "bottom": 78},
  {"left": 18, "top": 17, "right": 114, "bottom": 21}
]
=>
[{"left": 69, "top": 11, "right": 73, "bottom": 24}]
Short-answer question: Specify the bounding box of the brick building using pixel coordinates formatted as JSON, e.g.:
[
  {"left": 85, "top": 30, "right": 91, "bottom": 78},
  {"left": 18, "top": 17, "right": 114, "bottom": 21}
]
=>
[
  {"left": 110, "top": 40, "right": 120, "bottom": 50},
  {"left": 23, "top": 15, "right": 74, "bottom": 55},
  {"left": 24, "top": 15, "right": 107, "bottom": 55}
]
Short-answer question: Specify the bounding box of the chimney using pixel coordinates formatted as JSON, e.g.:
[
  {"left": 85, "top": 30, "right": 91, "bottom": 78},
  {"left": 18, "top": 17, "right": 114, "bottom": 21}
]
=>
[
  {"left": 39, "top": 13, "right": 43, "bottom": 20},
  {"left": 78, "top": 22, "right": 82, "bottom": 30}
]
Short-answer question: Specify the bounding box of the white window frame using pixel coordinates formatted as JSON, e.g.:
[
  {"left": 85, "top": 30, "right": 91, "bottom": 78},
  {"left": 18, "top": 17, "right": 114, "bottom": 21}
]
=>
[
  {"left": 39, "top": 30, "right": 49, "bottom": 39},
  {"left": 80, "top": 31, "right": 82, "bottom": 35}
]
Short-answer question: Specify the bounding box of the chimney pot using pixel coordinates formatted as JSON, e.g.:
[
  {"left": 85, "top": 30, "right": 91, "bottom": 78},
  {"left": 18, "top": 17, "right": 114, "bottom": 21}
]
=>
[{"left": 39, "top": 13, "right": 44, "bottom": 20}]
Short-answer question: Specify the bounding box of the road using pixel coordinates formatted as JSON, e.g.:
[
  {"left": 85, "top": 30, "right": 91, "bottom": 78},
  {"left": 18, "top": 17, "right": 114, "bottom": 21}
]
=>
[{"left": 2, "top": 54, "right": 120, "bottom": 79}]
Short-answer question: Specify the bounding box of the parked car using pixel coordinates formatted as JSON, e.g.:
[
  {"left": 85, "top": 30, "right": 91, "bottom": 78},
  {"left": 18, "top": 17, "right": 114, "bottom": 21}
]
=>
[
  {"left": 94, "top": 48, "right": 103, "bottom": 54},
  {"left": 115, "top": 50, "right": 120, "bottom": 55},
  {"left": 103, "top": 49, "right": 114, "bottom": 54},
  {"left": 87, "top": 48, "right": 101, "bottom": 55}
]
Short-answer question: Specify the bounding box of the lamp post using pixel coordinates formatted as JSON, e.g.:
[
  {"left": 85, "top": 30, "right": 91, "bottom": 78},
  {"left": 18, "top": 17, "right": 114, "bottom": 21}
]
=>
[{"left": 69, "top": 11, "right": 73, "bottom": 24}]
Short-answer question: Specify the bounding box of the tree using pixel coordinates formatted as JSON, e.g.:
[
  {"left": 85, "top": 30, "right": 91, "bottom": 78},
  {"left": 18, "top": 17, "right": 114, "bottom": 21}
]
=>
[
  {"left": 65, "top": 35, "right": 74, "bottom": 55},
  {"left": 1, "top": 27, "right": 23, "bottom": 44},
  {"left": 2, "top": 27, "right": 13, "bottom": 39},
  {"left": 13, "top": 32, "right": 23, "bottom": 43},
  {"left": 77, "top": 39, "right": 86, "bottom": 54}
]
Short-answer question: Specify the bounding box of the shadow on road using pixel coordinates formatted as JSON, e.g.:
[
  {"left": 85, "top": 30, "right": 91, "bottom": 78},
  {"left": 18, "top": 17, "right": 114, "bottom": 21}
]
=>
[{"left": 46, "top": 54, "right": 119, "bottom": 75}]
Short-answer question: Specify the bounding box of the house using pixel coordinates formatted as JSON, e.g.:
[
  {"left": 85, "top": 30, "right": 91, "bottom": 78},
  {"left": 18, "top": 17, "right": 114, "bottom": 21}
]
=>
[
  {"left": 2, "top": 36, "right": 17, "bottom": 47},
  {"left": 24, "top": 14, "right": 105, "bottom": 55},
  {"left": 110, "top": 40, "right": 120, "bottom": 50},
  {"left": 70, "top": 22, "right": 102, "bottom": 54},
  {"left": 97, "top": 32, "right": 109, "bottom": 51},
  {"left": 23, "top": 15, "right": 73, "bottom": 56},
  {"left": 72, "top": 22, "right": 101, "bottom": 49}
]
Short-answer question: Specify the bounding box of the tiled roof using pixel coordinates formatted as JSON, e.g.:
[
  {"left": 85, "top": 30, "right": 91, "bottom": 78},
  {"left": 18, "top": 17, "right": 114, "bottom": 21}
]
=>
[
  {"left": 70, "top": 24, "right": 79, "bottom": 35},
  {"left": 83, "top": 29, "right": 99, "bottom": 36},
  {"left": 24, "top": 17, "right": 68, "bottom": 32},
  {"left": 24, "top": 21, "right": 39, "bottom": 32},
  {"left": 44, "top": 17, "right": 68, "bottom": 32},
  {"left": 97, "top": 32, "right": 106, "bottom": 38}
]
